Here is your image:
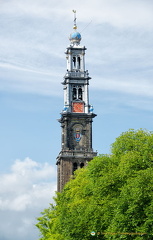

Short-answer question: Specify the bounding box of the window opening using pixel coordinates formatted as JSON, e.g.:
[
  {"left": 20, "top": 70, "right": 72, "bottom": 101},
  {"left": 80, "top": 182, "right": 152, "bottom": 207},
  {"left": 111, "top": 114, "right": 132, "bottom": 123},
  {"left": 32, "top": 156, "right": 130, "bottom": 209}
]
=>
[
  {"left": 72, "top": 86, "right": 83, "bottom": 101},
  {"left": 73, "top": 57, "right": 76, "bottom": 68},
  {"left": 73, "top": 88, "right": 77, "bottom": 100},
  {"left": 73, "top": 162, "right": 78, "bottom": 173},
  {"left": 78, "top": 88, "right": 82, "bottom": 100},
  {"left": 80, "top": 163, "right": 84, "bottom": 168},
  {"left": 78, "top": 56, "right": 81, "bottom": 69}
]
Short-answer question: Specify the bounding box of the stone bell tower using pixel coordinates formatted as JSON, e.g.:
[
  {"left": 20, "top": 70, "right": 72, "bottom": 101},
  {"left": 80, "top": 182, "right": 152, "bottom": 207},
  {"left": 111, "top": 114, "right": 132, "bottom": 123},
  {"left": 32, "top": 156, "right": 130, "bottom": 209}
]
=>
[{"left": 56, "top": 11, "right": 97, "bottom": 192}]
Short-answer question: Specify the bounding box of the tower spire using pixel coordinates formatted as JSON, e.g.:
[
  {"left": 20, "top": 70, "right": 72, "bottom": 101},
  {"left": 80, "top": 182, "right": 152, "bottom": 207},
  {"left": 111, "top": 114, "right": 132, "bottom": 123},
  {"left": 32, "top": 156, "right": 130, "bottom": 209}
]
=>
[
  {"left": 72, "top": 10, "right": 77, "bottom": 30},
  {"left": 56, "top": 13, "right": 97, "bottom": 192},
  {"left": 70, "top": 10, "right": 81, "bottom": 45}
]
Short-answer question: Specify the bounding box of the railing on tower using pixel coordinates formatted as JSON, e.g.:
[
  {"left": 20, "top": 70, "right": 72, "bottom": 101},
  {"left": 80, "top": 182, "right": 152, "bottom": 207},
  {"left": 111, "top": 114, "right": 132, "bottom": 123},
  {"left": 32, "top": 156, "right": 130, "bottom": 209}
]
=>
[{"left": 65, "top": 70, "right": 89, "bottom": 78}]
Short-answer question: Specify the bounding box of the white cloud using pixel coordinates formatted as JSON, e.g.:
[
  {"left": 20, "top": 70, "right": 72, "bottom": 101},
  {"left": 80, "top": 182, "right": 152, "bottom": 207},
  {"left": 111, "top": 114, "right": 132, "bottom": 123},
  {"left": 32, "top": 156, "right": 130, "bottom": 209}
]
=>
[
  {"left": 0, "top": 65, "right": 62, "bottom": 96},
  {"left": 93, "top": 77, "right": 153, "bottom": 98},
  {"left": 85, "top": 0, "right": 153, "bottom": 28},
  {"left": 2, "top": 0, "right": 153, "bottom": 28},
  {"left": 0, "top": 158, "right": 56, "bottom": 240},
  {"left": 0, "top": 0, "right": 153, "bottom": 104}
]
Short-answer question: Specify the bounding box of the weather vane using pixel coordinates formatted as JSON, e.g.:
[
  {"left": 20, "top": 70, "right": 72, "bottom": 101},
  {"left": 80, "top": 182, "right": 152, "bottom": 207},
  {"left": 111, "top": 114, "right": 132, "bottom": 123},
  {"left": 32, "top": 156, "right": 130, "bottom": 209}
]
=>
[{"left": 72, "top": 10, "right": 77, "bottom": 30}]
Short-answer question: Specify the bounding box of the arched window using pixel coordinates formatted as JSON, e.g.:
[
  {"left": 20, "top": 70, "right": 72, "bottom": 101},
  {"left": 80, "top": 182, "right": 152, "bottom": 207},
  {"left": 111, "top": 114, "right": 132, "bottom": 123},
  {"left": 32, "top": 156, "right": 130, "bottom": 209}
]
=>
[
  {"left": 73, "top": 162, "right": 78, "bottom": 173},
  {"left": 80, "top": 163, "right": 84, "bottom": 168}
]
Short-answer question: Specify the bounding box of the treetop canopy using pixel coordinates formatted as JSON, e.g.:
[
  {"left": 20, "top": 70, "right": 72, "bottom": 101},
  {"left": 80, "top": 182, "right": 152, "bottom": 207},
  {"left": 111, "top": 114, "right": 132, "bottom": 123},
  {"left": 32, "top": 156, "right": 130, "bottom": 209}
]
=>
[{"left": 37, "top": 129, "right": 153, "bottom": 240}]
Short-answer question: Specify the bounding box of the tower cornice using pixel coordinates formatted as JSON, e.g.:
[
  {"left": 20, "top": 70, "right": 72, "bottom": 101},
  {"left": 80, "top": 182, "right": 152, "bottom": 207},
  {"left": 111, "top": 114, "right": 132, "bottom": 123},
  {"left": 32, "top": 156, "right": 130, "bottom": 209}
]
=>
[
  {"left": 65, "top": 46, "right": 87, "bottom": 51},
  {"left": 62, "top": 76, "right": 91, "bottom": 84},
  {"left": 56, "top": 150, "right": 97, "bottom": 163},
  {"left": 58, "top": 112, "right": 97, "bottom": 123}
]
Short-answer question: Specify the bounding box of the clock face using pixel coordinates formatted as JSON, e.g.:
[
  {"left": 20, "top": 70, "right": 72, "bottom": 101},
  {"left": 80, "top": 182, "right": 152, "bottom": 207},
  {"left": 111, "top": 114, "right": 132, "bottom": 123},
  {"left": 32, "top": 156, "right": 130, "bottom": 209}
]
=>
[{"left": 72, "top": 102, "right": 84, "bottom": 113}]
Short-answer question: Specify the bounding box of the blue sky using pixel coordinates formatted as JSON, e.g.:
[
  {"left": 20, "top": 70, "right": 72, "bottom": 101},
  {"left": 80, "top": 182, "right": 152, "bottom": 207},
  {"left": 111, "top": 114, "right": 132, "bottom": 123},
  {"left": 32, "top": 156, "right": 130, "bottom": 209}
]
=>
[{"left": 0, "top": 0, "right": 153, "bottom": 239}]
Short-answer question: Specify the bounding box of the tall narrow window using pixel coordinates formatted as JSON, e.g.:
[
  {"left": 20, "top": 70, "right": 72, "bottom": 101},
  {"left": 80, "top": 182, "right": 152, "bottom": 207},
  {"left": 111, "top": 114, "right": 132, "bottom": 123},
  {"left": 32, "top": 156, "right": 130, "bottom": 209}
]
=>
[
  {"left": 78, "top": 56, "right": 81, "bottom": 69},
  {"left": 78, "top": 88, "right": 82, "bottom": 100},
  {"left": 73, "top": 88, "right": 77, "bottom": 100},
  {"left": 73, "top": 57, "right": 76, "bottom": 68},
  {"left": 73, "top": 162, "right": 78, "bottom": 173}
]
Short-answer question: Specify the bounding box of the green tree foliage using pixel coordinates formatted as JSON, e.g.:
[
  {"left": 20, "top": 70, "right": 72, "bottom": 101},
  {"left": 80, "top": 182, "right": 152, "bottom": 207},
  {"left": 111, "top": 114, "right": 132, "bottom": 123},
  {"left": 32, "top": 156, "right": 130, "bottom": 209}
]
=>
[{"left": 36, "top": 129, "right": 153, "bottom": 240}]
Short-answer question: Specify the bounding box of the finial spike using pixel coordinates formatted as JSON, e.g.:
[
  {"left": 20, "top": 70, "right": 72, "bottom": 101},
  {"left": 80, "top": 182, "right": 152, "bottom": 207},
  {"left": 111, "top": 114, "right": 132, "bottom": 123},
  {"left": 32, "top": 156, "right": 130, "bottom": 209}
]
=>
[{"left": 72, "top": 10, "right": 77, "bottom": 30}]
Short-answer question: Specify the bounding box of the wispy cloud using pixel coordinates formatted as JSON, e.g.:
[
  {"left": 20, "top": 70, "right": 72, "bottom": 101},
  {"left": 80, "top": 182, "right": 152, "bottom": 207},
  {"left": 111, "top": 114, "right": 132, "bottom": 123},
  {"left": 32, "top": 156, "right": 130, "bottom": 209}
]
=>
[
  {"left": 93, "top": 76, "right": 153, "bottom": 97},
  {"left": 86, "top": 0, "right": 153, "bottom": 28},
  {"left": 2, "top": 0, "right": 153, "bottom": 28},
  {"left": 0, "top": 0, "right": 153, "bottom": 101},
  {"left": 0, "top": 158, "right": 56, "bottom": 240}
]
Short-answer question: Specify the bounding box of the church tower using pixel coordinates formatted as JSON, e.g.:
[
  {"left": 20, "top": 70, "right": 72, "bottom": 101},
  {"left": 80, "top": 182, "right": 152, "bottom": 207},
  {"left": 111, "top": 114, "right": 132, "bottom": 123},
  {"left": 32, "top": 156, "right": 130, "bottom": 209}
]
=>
[{"left": 56, "top": 11, "right": 97, "bottom": 192}]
